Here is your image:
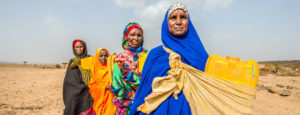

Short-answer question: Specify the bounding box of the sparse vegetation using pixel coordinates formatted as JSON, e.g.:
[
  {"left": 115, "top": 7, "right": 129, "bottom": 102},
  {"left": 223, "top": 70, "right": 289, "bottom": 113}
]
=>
[
  {"left": 273, "top": 64, "right": 281, "bottom": 74},
  {"left": 292, "top": 66, "right": 298, "bottom": 71},
  {"left": 259, "top": 60, "right": 300, "bottom": 76}
]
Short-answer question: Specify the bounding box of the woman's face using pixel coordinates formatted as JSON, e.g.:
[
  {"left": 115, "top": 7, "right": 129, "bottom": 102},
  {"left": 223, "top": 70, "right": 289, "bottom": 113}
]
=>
[
  {"left": 99, "top": 49, "right": 108, "bottom": 64},
  {"left": 168, "top": 9, "right": 188, "bottom": 37},
  {"left": 127, "top": 28, "right": 143, "bottom": 49},
  {"left": 74, "top": 42, "right": 84, "bottom": 56}
]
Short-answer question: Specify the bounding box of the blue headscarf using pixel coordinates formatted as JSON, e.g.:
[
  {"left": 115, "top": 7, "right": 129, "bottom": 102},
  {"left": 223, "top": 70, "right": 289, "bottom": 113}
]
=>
[
  {"left": 161, "top": 9, "right": 208, "bottom": 71},
  {"left": 129, "top": 6, "right": 208, "bottom": 115}
]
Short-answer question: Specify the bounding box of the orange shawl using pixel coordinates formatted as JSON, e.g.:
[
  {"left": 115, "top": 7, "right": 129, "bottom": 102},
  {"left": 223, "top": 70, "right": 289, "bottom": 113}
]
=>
[{"left": 88, "top": 48, "right": 116, "bottom": 115}]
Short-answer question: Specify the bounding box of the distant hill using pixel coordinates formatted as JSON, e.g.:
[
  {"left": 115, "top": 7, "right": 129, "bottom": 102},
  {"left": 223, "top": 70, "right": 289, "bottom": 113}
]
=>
[
  {"left": 0, "top": 61, "right": 19, "bottom": 64},
  {"left": 259, "top": 60, "right": 300, "bottom": 68}
]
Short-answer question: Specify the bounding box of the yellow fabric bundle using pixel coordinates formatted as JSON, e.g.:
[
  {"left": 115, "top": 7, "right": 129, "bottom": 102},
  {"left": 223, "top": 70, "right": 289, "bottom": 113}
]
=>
[
  {"left": 137, "top": 47, "right": 257, "bottom": 115},
  {"left": 79, "top": 56, "right": 94, "bottom": 85},
  {"left": 81, "top": 56, "right": 94, "bottom": 70}
]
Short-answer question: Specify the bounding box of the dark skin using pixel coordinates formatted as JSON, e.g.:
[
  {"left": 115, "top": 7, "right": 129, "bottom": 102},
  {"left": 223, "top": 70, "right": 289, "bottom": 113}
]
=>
[
  {"left": 123, "top": 29, "right": 142, "bottom": 99},
  {"left": 69, "top": 42, "right": 84, "bottom": 69},
  {"left": 99, "top": 49, "right": 112, "bottom": 90},
  {"left": 99, "top": 49, "right": 108, "bottom": 65},
  {"left": 168, "top": 9, "right": 189, "bottom": 37},
  {"left": 129, "top": 94, "right": 134, "bottom": 100},
  {"left": 127, "top": 28, "right": 143, "bottom": 49},
  {"left": 123, "top": 29, "right": 143, "bottom": 100},
  {"left": 126, "top": 29, "right": 142, "bottom": 100},
  {"left": 74, "top": 42, "right": 84, "bottom": 56}
]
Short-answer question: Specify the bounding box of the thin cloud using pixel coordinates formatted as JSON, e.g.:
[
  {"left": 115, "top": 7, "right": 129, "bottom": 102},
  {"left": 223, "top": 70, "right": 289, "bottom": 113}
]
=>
[
  {"left": 202, "top": 0, "right": 234, "bottom": 12},
  {"left": 115, "top": 0, "right": 145, "bottom": 8},
  {"left": 44, "top": 14, "right": 72, "bottom": 37},
  {"left": 114, "top": 0, "right": 236, "bottom": 49},
  {"left": 245, "top": 24, "right": 253, "bottom": 29},
  {"left": 44, "top": 14, "right": 64, "bottom": 26},
  {"left": 71, "top": 0, "right": 80, "bottom": 3},
  {"left": 137, "top": 1, "right": 169, "bottom": 28},
  {"left": 115, "top": 0, "right": 235, "bottom": 29}
]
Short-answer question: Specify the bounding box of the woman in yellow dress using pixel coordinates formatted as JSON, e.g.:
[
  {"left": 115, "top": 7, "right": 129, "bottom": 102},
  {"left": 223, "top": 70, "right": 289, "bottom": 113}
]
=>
[{"left": 89, "top": 48, "right": 117, "bottom": 115}]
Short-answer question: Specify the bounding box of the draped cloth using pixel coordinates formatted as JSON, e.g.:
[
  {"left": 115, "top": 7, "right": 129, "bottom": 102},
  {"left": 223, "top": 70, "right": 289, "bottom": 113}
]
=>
[
  {"left": 130, "top": 7, "right": 208, "bottom": 115},
  {"left": 79, "top": 57, "right": 94, "bottom": 85},
  {"left": 137, "top": 47, "right": 256, "bottom": 115},
  {"left": 130, "top": 4, "right": 257, "bottom": 115},
  {"left": 70, "top": 39, "right": 93, "bottom": 86},
  {"left": 129, "top": 46, "right": 191, "bottom": 115},
  {"left": 112, "top": 50, "right": 148, "bottom": 115},
  {"left": 63, "top": 39, "right": 94, "bottom": 115},
  {"left": 88, "top": 48, "right": 117, "bottom": 115}
]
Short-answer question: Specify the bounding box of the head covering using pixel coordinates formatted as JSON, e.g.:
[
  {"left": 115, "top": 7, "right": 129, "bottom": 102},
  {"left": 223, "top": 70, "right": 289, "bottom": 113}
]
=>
[
  {"left": 162, "top": 4, "right": 208, "bottom": 71},
  {"left": 121, "top": 22, "right": 148, "bottom": 62},
  {"left": 129, "top": 3, "right": 208, "bottom": 115},
  {"left": 89, "top": 48, "right": 117, "bottom": 115},
  {"left": 122, "top": 22, "right": 144, "bottom": 49},
  {"left": 72, "top": 39, "right": 88, "bottom": 59},
  {"left": 168, "top": 2, "right": 188, "bottom": 18},
  {"left": 63, "top": 39, "right": 93, "bottom": 115},
  {"left": 92, "top": 48, "right": 110, "bottom": 75},
  {"left": 73, "top": 40, "right": 82, "bottom": 48}
]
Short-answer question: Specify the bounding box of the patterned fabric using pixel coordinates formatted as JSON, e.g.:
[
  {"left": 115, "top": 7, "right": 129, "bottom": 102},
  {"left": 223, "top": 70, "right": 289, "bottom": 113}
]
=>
[
  {"left": 115, "top": 50, "right": 147, "bottom": 74},
  {"left": 112, "top": 49, "right": 148, "bottom": 115},
  {"left": 70, "top": 56, "right": 93, "bottom": 85},
  {"left": 137, "top": 47, "right": 257, "bottom": 115},
  {"left": 113, "top": 22, "right": 148, "bottom": 115},
  {"left": 78, "top": 107, "right": 96, "bottom": 115},
  {"left": 167, "top": 2, "right": 188, "bottom": 18}
]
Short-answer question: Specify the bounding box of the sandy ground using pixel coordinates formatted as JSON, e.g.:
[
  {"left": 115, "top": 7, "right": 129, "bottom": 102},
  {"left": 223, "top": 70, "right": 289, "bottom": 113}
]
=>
[
  {"left": 0, "top": 66, "right": 65, "bottom": 115},
  {"left": 253, "top": 75, "right": 300, "bottom": 115},
  {"left": 0, "top": 65, "right": 300, "bottom": 115}
]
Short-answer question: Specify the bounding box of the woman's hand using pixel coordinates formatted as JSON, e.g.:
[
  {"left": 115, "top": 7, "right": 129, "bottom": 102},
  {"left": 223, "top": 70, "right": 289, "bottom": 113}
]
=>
[
  {"left": 105, "top": 85, "right": 112, "bottom": 90},
  {"left": 129, "top": 94, "right": 135, "bottom": 100},
  {"left": 70, "top": 58, "right": 81, "bottom": 69}
]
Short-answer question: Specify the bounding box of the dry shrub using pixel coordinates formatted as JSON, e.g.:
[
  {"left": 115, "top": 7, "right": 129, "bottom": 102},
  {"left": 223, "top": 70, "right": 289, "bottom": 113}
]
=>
[
  {"left": 259, "top": 64, "right": 276, "bottom": 76},
  {"left": 259, "top": 63, "right": 300, "bottom": 76},
  {"left": 277, "top": 67, "right": 300, "bottom": 76}
]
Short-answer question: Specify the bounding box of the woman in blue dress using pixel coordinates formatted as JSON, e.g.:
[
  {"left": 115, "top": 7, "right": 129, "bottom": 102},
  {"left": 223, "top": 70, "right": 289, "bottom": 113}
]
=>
[{"left": 130, "top": 3, "right": 209, "bottom": 115}]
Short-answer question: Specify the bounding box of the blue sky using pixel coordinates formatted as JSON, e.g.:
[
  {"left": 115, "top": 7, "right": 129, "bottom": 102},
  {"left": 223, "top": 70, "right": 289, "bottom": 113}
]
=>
[{"left": 0, "top": 0, "right": 299, "bottom": 64}]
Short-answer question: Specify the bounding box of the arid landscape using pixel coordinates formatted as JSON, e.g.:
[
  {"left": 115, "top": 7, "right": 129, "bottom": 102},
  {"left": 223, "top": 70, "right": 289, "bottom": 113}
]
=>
[{"left": 0, "top": 61, "right": 300, "bottom": 115}]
